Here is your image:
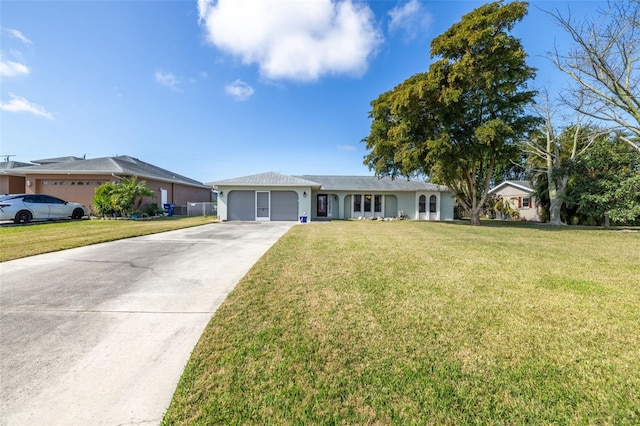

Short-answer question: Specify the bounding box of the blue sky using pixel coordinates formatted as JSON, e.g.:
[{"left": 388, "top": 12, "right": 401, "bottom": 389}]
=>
[{"left": 1, "top": 0, "right": 604, "bottom": 183}]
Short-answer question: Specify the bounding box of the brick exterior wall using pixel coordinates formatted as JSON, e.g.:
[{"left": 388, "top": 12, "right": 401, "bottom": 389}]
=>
[
  {"left": 22, "top": 174, "right": 211, "bottom": 215},
  {"left": 0, "top": 175, "right": 26, "bottom": 194}
]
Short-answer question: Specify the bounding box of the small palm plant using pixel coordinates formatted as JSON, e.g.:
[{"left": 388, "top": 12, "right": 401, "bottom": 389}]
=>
[
  {"left": 493, "top": 196, "right": 520, "bottom": 220},
  {"left": 114, "top": 176, "right": 155, "bottom": 215},
  {"left": 92, "top": 176, "right": 154, "bottom": 217}
]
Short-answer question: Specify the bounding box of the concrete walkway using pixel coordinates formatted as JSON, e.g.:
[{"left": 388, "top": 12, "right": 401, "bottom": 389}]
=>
[{"left": 0, "top": 222, "right": 294, "bottom": 425}]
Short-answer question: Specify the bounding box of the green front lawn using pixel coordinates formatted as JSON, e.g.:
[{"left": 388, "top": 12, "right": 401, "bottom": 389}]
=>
[
  {"left": 163, "top": 221, "right": 640, "bottom": 424},
  {"left": 0, "top": 216, "right": 217, "bottom": 262}
]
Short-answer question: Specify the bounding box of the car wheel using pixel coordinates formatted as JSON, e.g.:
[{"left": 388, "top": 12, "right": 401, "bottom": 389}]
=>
[
  {"left": 72, "top": 208, "right": 84, "bottom": 220},
  {"left": 14, "top": 210, "right": 32, "bottom": 224}
]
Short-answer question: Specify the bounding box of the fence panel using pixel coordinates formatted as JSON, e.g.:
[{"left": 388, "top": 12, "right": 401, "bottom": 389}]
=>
[{"left": 186, "top": 202, "right": 217, "bottom": 217}]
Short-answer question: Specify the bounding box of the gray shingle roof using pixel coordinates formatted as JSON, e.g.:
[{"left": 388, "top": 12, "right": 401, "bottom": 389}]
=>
[
  {"left": 0, "top": 161, "right": 34, "bottom": 171},
  {"left": 10, "top": 155, "right": 208, "bottom": 188},
  {"left": 31, "top": 156, "right": 84, "bottom": 165},
  {"left": 210, "top": 172, "right": 322, "bottom": 187},
  {"left": 210, "top": 172, "right": 448, "bottom": 192},
  {"left": 489, "top": 180, "right": 534, "bottom": 194},
  {"left": 296, "top": 175, "right": 447, "bottom": 192}
]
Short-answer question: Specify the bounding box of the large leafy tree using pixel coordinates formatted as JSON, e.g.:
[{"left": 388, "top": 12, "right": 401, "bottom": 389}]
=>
[
  {"left": 363, "top": 1, "right": 538, "bottom": 225},
  {"left": 565, "top": 135, "right": 640, "bottom": 226}
]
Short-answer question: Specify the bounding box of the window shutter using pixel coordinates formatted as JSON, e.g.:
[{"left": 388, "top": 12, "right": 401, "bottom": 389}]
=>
[{"left": 518, "top": 197, "right": 522, "bottom": 208}]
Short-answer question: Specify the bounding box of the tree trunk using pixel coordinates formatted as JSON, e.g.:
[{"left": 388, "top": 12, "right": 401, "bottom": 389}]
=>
[
  {"left": 548, "top": 173, "right": 568, "bottom": 226},
  {"left": 469, "top": 206, "right": 482, "bottom": 225},
  {"left": 548, "top": 195, "right": 563, "bottom": 225}
]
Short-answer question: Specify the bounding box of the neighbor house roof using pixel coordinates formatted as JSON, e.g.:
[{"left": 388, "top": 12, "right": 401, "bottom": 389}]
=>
[
  {"left": 10, "top": 155, "right": 209, "bottom": 188},
  {"left": 31, "top": 156, "right": 84, "bottom": 165},
  {"left": 210, "top": 172, "right": 322, "bottom": 187},
  {"left": 295, "top": 175, "right": 448, "bottom": 192},
  {"left": 489, "top": 180, "right": 534, "bottom": 194},
  {"left": 0, "top": 161, "right": 34, "bottom": 172}
]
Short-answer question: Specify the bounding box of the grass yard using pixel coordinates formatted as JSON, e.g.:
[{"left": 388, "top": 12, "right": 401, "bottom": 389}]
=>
[
  {"left": 163, "top": 221, "right": 640, "bottom": 425},
  {"left": 0, "top": 216, "right": 217, "bottom": 262}
]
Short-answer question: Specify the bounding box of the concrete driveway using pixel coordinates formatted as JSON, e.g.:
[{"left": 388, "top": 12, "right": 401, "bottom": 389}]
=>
[{"left": 0, "top": 221, "right": 294, "bottom": 425}]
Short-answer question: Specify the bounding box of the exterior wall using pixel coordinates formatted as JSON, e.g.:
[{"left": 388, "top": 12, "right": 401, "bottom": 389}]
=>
[
  {"left": 493, "top": 186, "right": 540, "bottom": 221},
  {"left": 440, "top": 192, "right": 455, "bottom": 220},
  {"left": 216, "top": 185, "right": 455, "bottom": 222},
  {"left": 384, "top": 195, "right": 398, "bottom": 218},
  {"left": 309, "top": 191, "right": 344, "bottom": 220},
  {"left": 344, "top": 194, "right": 352, "bottom": 219},
  {"left": 311, "top": 191, "right": 401, "bottom": 220},
  {"left": 216, "top": 185, "right": 312, "bottom": 221},
  {"left": 309, "top": 190, "right": 455, "bottom": 221},
  {"left": 143, "top": 180, "right": 211, "bottom": 210},
  {"left": 396, "top": 192, "right": 418, "bottom": 219},
  {"left": 415, "top": 191, "right": 442, "bottom": 221},
  {"left": 0, "top": 175, "right": 26, "bottom": 194},
  {"left": 25, "top": 173, "right": 116, "bottom": 212},
  {"left": 21, "top": 173, "right": 210, "bottom": 215}
]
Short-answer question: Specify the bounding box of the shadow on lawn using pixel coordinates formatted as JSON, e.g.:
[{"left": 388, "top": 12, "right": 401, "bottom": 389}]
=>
[{"left": 440, "top": 219, "right": 639, "bottom": 232}]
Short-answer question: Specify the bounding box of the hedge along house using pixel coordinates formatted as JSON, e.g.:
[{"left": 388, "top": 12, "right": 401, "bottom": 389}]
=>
[
  {"left": 7, "top": 155, "right": 212, "bottom": 214},
  {"left": 210, "top": 172, "right": 455, "bottom": 222}
]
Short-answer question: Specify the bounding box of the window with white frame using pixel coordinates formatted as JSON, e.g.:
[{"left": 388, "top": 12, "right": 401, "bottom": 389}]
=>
[
  {"left": 419, "top": 195, "right": 426, "bottom": 213},
  {"left": 354, "top": 194, "right": 362, "bottom": 212},
  {"left": 364, "top": 194, "right": 372, "bottom": 212},
  {"left": 374, "top": 195, "right": 382, "bottom": 213},
  {"left": 429, "top": 195, "right": 437, "bottom": 213}
]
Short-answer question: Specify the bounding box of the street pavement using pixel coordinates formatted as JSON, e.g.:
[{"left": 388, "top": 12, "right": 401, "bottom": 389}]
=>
[{"left": 0, "top": 221, "right": 295, "bottom": 425}]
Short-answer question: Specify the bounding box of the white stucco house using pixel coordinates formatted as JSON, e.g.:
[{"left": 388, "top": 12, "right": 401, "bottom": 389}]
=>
[
  {"left": 209, "top": 172, "right": 455, "bottom": 222},
  {"left": 489, "top": 180, "right": 541, "bottom": 221}
]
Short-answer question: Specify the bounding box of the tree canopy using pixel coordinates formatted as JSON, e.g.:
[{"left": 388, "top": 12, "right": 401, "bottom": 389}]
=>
[
  {"left": 565, "top": 135, "right": 640, "bottom": 225},
  {"left": 363, "top": 1, "right": 538, "bottom": 225}
]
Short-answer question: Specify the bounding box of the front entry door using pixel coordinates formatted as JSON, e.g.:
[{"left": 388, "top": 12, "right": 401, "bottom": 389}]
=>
[
  {"left": 256, "top": 191, "right": 270, "bottom": 220},
  {"left": 317, "top": 194, "right": 328, "bottom": 217}
]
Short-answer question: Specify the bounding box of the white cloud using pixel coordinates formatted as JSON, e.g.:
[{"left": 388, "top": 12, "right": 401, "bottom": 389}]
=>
[
  {"left": 388, "top": 0, "right": 433, "bottom": 42},
  {"left": 197, "top": 0, "right": 383, "bottom": 82},
  {"left": 225, "top": 79, "right": 255, "bottom": 101},
  {"left": 0, "top": 55, "right": 30, "bottom": 77},
  {"left": 154, "top": 69, "right": 181, "bottom": 91},
  {"left": 0, "top": 94, "right": 54, "bottom": 120},
  {"left": 6, "top": 28, "right": 33, "bottom": 45},
  {"left": 337, "top": 144, "right": 357, "bottom": 152}
]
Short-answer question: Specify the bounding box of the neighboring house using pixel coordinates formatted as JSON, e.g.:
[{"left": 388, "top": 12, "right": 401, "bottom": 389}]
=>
[
  {"left": 0, "top": 161, "right": 31, "bottom": 194},
  {"left": 4, "top": 155, "right": 211, "bottom": 214},
  {"left": 210, "top": 172, "right": 455, "bottom": 222},
  {"left": 489, "top": 180, "right": 541, "bottom": 221}
]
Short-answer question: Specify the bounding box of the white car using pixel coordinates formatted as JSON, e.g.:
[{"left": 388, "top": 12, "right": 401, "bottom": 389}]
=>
[{"left": 0, "top": 194, "right": 86, "bottom": 224}]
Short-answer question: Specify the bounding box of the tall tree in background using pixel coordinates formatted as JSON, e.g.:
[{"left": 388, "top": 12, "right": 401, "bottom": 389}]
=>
[
  {"left": 550, "top": 0, "right": 640, "bottom": 153},
  {"left": 524, "top": 93, "right": 602, "bottom": 225},
  {"left": 363, "top": 1, "right": 538, "bottom": 225}
]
